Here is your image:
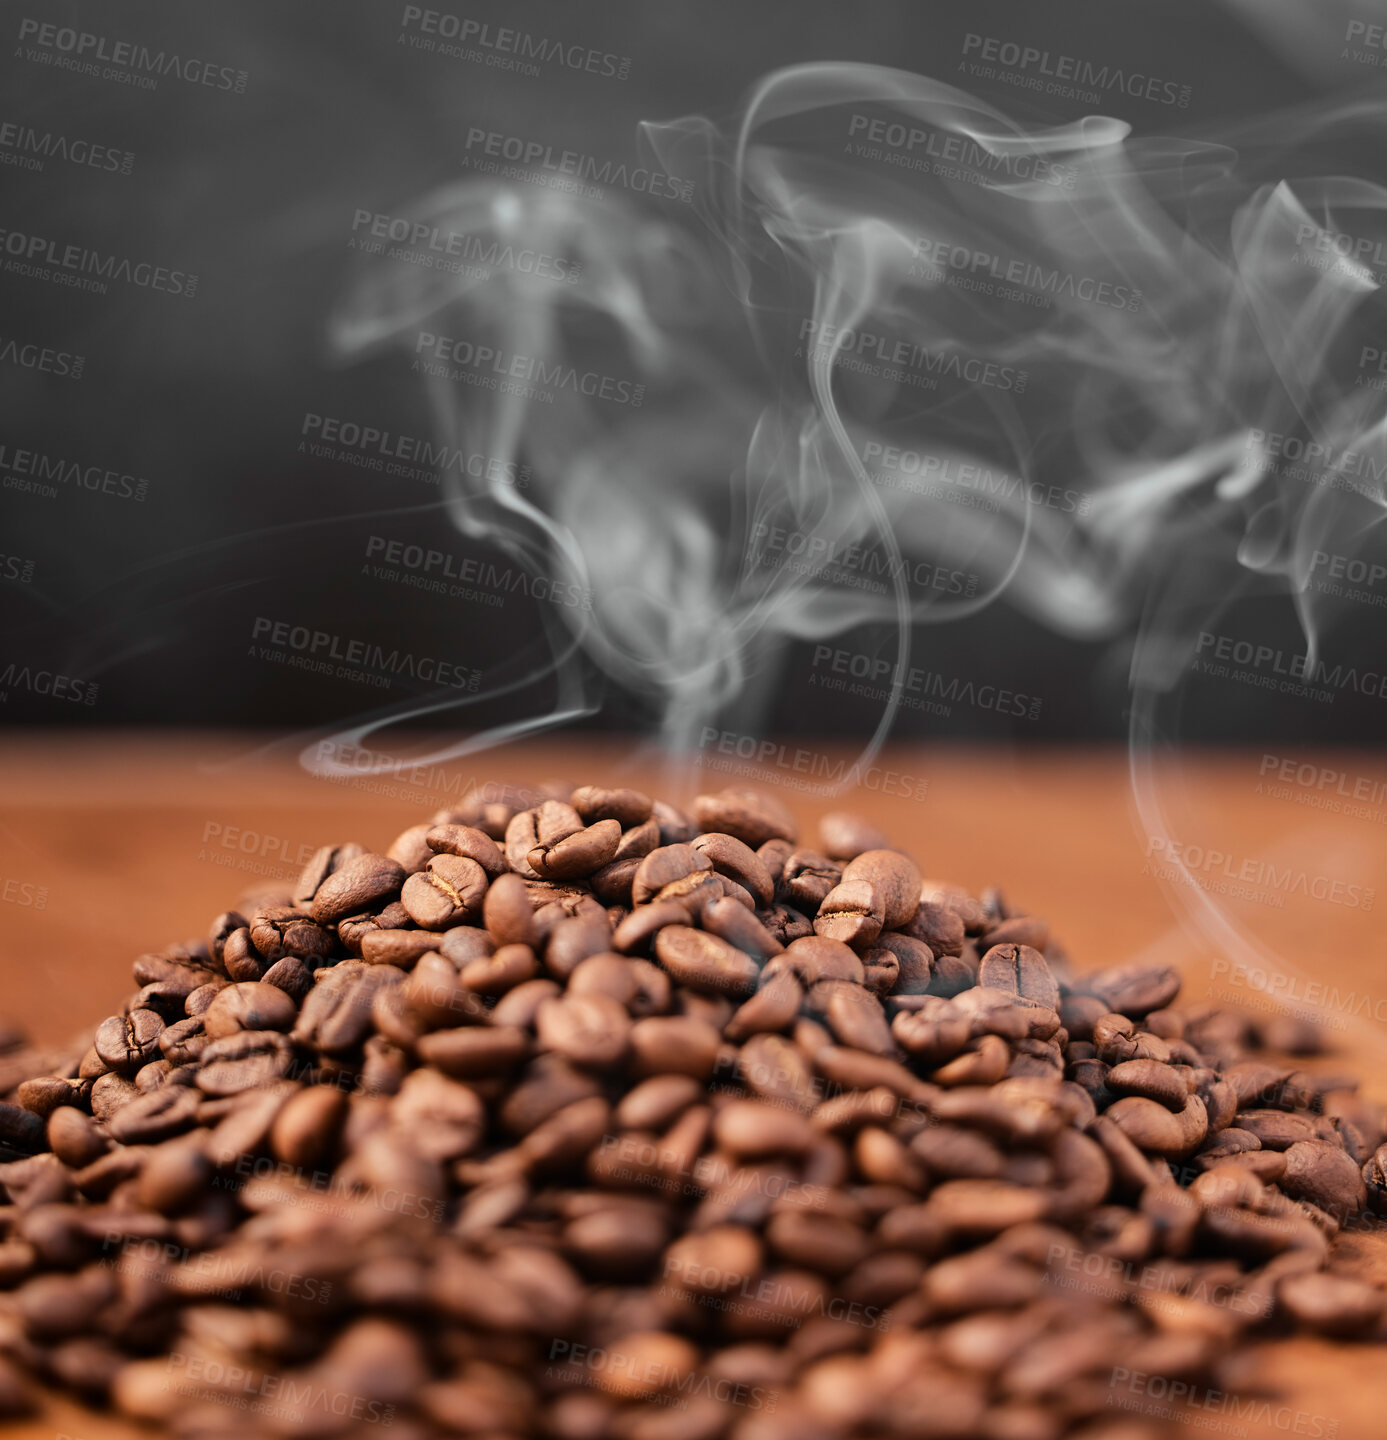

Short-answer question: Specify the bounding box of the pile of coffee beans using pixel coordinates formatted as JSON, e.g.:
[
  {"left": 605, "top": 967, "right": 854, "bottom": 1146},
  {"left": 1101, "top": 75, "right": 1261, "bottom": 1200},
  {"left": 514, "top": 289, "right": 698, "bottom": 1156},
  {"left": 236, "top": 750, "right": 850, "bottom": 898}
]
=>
[{"left": 0, "top": 782, "right": 1383, "bottom": 1439}]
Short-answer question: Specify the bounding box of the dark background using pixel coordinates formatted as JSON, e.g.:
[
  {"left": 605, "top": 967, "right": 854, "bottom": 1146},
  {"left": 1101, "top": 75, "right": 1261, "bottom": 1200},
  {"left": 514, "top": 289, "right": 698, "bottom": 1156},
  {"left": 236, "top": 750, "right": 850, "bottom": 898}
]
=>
[{"left": 2, "top": 0, "right": 1383, "bottom": 746}]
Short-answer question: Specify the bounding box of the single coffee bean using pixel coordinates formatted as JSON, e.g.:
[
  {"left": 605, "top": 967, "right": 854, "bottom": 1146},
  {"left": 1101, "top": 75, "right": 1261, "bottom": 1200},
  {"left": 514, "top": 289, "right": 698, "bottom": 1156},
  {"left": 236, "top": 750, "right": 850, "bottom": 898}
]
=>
[
  {"left": 401, "top": 854, "right": 488, "bottom": 930},
  {"left": 1278, "top": 1140, "right": 1367, "bottom": 1219},
  {"left": 201, "top": 983, "right": 297, "bottom": 1039},
  {"left": 385, "top": 823, "right": 434, "bottom": 874},
  {"left": 529, "top": 819, "right": 622, "bottom": 880},
  {"left": 628, "top": 1016, "right": 721, "bottom": 1079},
  {"left": 904, "top": 899, "right": 966, "bottom": 958},
  {"left": 1083, "top": 963, "right": 1181, "bottom": 1017},
  {"left": 779, "top": 848, "right": 842, "bottom": 911},
  {"left": 93, "top": 1010, "right": 165, "bottom": 1073},
  {"left": 106, "top": 1086, "right": 201, "bottom": 1144},
  {"left": 976, "top": 944, "right": 1060, "bottom": 1012},
  {"left": 691, "top": 833, "right": 776, "bottom": 907},
  {"left": 248, "top": 907, "right": 334, "bottom": 964},
  {"left": 1106, "top": 1059, "right": 1188, "bottom": 1111},
  {"left": 293, "top": 842, "right": 368, "bottom": 906},
  {"left": 0, "top": 1103, "right": 45, "bottom": 1153},
  {"left": 415, "top": 1026, "right": 530, "bottom": 1079},
  {"left": 1276, "top": 1270, "right": 1384, "bottom": 1336},
  {"left": 194, "top": 1031, "right": 294, "bottom": 1097},
  {"left": 424, "top": 823, "right": 506, "bottom": 876},
  {"left": 654, "top": 927, "right": 760, "bottom": 998},
  {"left": 813, "top": 878, "right": 883, "bottom": 947},
  {"left": 571, "top": 785, "right": 653, "bottom": 828},
  {"left": 692, "top": 788, "right": 796, "bottom": 848},
  {"left": 46, "top": 1108, "right": 108, "bottom": 1169},
  {"left": 536, "top": 994, "right": 631, "bottom": 1070},
  {"left": 818, "top": 812, "right": 891, "bottom": 861},
  {"left": 310, "top": 853, "right": 406, "bottom": 925}
]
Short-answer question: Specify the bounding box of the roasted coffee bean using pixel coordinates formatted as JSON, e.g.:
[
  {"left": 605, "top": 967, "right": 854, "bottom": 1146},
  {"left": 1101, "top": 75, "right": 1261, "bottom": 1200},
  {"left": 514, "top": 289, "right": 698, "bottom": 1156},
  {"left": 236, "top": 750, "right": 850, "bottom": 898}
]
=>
[
  {"left": 293, "top": 842, "right": 368, "bottom": 906},
  {"left": 779, "top": 848, "right": 842, "bottom": 912},
  {"left": 529, "top": 819, "right": 622, "bottom": 880},
  {"left": 571, "top": 785, "right": 653, "bottom": 828},
  {"left": 1106, "top": 1058, "right": 1188, "bottom": 1110},
  {"left": 977, "top": 944, "right": 1060, "bottom": 1011},
  {"left": 106, "top": 1086, "right": 201, "bottom": 1144},
  {"left": 401, "top": 854, "right": 488, "bottom": 930},
  {"left": 904, "top": 900, "right": 966, "bottom": 958},
  {"left": 536, "top": 993, "right": 631, "bottom": 1069},
  {"left": 93, "top": 1010, "right": 165, "bottom": 1073},
  {"left": 1279, "top": 1140, "right": 1367, "bottom": 1219},
  {"left": 201, "top": 982, "right": 297, "bottom": 1039},
  {"left": 248, "top": 907, "right": 333, "bottom": 964},
  {"left": 416, "top": 1026, "right": 530, "bottom": 1079},
  {"left": 194, "top": 1031, "right": 293, "bottom": 1097},
  {"left": 1276, "top": 1270, "right": 1384, "bottom": 1335},
  {"left": 691, "top": 832, "right": 776, "bottom": 907},
  {"left": 654, "top": 926, "right": 760, "bottom": 997},
  {"left": 422, "top": 823, "right": 506, "bottom": 875},
  {"left": 692, "top": 788, "right": 796, "bottom": 848},
  {"left": 813, "top": 877, "right": 884, "bottom": 947},
  {"left": 310, "top": 853, "right": 406, "bottom": 925},
  {"left": 818, "top": 812, "right": 891, "bottom": 861},
  {"left": 1084, "top": 963, "right": 1181, "bottom": 1017}
]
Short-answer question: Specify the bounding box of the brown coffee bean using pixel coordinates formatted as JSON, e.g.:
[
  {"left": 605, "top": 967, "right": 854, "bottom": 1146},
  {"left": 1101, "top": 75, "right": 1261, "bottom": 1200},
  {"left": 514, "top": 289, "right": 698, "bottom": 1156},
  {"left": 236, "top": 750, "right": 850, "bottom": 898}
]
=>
[
  {"left": 106, "top": 1086, "right": 201, "bottom": 1144},
  {"left": 1106, "top": 1059, "right": 1188, "bottom": 1110},
  {"left": 813, "top": 981, "right": 895, "bottom": 1057},
  {"left": 692, "top": 788, "right": 796, "bottom": 848},
  {"left": 94, "top": 1010, "right": 165, "bottom": 1073},
  {"left": 478, "top": 871, "right": 534, "bottom": 949},
  {"left": 737, "top": 1033, "right": 819, "bottom": 1113},
  {"left": 416, "top": 1026, "right": 530, "bottom": 1079},
  {"left": 1279, "top": 1140, "right": 1367, "bottom": 1219},
  {"left": 927, "top": 1179, "right": 1049, "bottom": 1235},
  {"left": 462, "top": 943, "right": 538, "bottom": 995},
  {"left": 818, "top": 812, "right": 890, "bottom": 861},
  {"left": 654, "top": 926, "right": 760, "bottom": 997},
  {"left": 628, "top": 1016, "right": 721, "bottom": 1079},
  {"left": 201, "top": 982, "right": 297, "bottom": 1039},
  {"left": 893, "top": 997, "right": 970, "bottom": 1065},
  {"left": 46, "top": 1108, "right": 108, "bottom": 1169},
  {"left": 691, "top": 832, "right": 776, "bottom": 907},
  {"left": 571, "top": 785, "right": 653, "bottom": 827},
  {"left": 1083, "top": 963, "right": 1180, "bottom": 1017},
  {"left": 270, "top": 1084, "right": 348, "bottom": 1169},
  {"left": 422, "top": 822, "right": 505, "bottom": 875},
  {"left": 194, "top": 1031, "right": 294, "bottom": 1097},
  {"left": 536, "top": 994, "right": 631, "bottom": 1069},
  {"left": 248, "top": 907, "right": 334, "bottom": 963},
  {"left": 356, "top": 929, "right": 437, "bottom": 967},
  {"left": 294, "top": 962, "right": 404, "bottom": 1054},
  {"left": 813, "top": 878, "right": 884, "bottom": 947},
  {"left": 979, "top": 915, "right": 1051, "bottom": 953},
  {"left": 904, "top": 900, "right": 965, "bottom": 958},
  {"left": 1237, "top": 1109, "right": 1319, "bottom": 1151},
  {"left": 724, "top": 970, "right": 803, "bottom": 1043},
  {"left": 977, "top": 944, "right": 1060, "bottom": 1011},
  {"left": 615, "top": 1074, "right": 704, "bottom": 1131},
  {"left": 401, "top": 854, "right": 487, "bottom": 930},
  {"left": 631, "top": 845, "right": 713, "bottom": 907},
  {"left": 932, "top": 1034, "right": 1010, "bottom": 1087},
  {"left": 1106, "top": 1094, "right": 1208, "bottom": 1158},
  {"left": 309, "top": 853, "right": 406, "bottom": 925},
  {"left": 530, "top": 819, "right": 622, "bottom": 880},
  {"left": 1277, "top": 1270, "right": 1384, "bottom": 1335}
]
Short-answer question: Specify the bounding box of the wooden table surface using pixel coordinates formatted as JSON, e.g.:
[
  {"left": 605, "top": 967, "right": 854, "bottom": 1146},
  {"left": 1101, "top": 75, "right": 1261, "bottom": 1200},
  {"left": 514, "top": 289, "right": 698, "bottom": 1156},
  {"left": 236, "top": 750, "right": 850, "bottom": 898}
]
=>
[{"left": 1, "top": 732, "right": 1385, "bottom": 1438}]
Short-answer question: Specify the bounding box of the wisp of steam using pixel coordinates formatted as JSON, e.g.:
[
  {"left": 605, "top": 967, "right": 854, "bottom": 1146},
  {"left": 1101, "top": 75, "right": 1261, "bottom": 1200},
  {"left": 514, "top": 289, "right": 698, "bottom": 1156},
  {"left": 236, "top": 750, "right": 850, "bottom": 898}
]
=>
[{"left": 322, "top": 62, "right": 1387, "bottom": 1043}]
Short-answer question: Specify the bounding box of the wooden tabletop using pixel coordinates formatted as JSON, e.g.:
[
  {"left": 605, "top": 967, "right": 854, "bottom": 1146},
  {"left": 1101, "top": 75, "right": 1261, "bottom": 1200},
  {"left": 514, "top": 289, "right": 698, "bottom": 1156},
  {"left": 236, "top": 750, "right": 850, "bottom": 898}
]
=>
[{"left": 1, "top": 732, "right": 1384, "bottom": 1438}]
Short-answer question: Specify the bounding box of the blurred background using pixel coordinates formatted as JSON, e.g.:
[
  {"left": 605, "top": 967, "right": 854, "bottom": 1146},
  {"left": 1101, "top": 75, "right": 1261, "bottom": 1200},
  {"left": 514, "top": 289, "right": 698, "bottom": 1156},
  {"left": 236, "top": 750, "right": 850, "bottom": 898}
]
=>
[{"left": 3, "top": 0, "right": 1387, "bottom": 751}]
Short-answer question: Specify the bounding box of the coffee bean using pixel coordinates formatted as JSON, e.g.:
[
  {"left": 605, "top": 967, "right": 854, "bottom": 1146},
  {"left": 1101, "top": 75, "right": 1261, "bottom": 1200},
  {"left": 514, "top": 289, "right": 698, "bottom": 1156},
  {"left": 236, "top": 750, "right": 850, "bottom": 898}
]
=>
[
  {"left": 902, "top": 899, "right": 966, "bottom": 959},
  {"left": 691, "top": 832, "right": 776, "bottom": 907},
  {"left": 977, "top": 944, "right": 1060, "bottom": 1011},
  {"left": 536, "top": 994, "right": 631, "bottom": 1069},
  {"left": 294, "top": 842, "right": 368, "bottom": 906},
  {"left": 628, "top": 1016, "right": 721, "bottom": 1079},
  {"left": 1277, "top": 1270, "right": 1384, "bottom": 1335},
  {"left": 572, "top": 786, "right": 653, "bottom": 828},
  {"left": 692, "top": 788, "right": 796, "bottom": 848},
  {"left": 106, "top": 1086, "right": 201, "bottom": 1144},
  {"left": 1279, "top": 1140, "right": 1367, "bottom": 1219},
  {"left": 1084, "top": 963, "right": 1181, "bottom": 1017},
  {"left": 93, "top": 1009, "right": 166, "bottom": 1074},
  {"left": 310, "top": 853, "right": 406, "bottom": 925},
  {"left": 194, "top": 1031, "right": 293, "bottom": 1097},
  {"left": 0, "top": 1103, "right": 45, "bottom": 1153},
  {"left": 530, "top": 818, "right": 623, "bottom": 883},
  {"left": 818, "top": 812, "right": 891, "bottom": 861},
  {"left": 401, "top": 854, "right": 487, "bottom": 930},
  {"left": 416, "top": 1026, "right": 530, "bottom": 1079},
  {"left": 654, "top": 926, "right": 760, "bottom": 997},
  {"left": 777, "top": 848, "right": 841, "bottom": 912},
  {"left": 812, "top": 878, "right": 883, "bottom": 947},
  {"left": 248, "top": 907, "right": 334, "bottom": 964},
  {"left": 1106, "top": 1058, "right": 1188, "bottom": 1110},
  {"left": 202, "top": 982, "right": 297, "bottom": 1039}
]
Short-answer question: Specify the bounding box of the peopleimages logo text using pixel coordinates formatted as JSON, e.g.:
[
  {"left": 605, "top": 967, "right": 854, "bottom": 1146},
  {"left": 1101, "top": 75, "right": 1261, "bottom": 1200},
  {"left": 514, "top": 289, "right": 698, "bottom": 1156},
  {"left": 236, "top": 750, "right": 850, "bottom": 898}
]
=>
[
  {"left": 16, "top": 18, "right": 248, "bottom": 91},
  {"left": 961, "top": 34, "right": 1191, "bottom": 107},
  {"left": 799, "top": 319, "right": 1026, "bottom": 392}
]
